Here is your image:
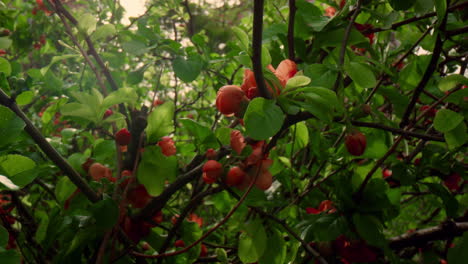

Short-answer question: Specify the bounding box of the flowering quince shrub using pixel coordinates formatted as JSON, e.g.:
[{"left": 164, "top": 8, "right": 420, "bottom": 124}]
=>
[{"left": 0, "top": 0, "right": 468, "bottom": 263}]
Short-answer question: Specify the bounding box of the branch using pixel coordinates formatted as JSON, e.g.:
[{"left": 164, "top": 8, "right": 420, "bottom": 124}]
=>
[
  {"left": 333, "top": 0, "right": 362, "bottom": 91},
  {"left": 399, "top": 12, "right": 447, "bottom": 128},
  {"left": 351, "top": 121, "right": 444, "bottom": 142},
  {"left": 389, "top": 221, "right": 468, "bottom": 250},
  {"left": 446, "top": 25, "right": 468, "bottom": 37},
  {"left": 0, "top": 89, "right": 100, "bottom": 203},
  {"left": 134, "top": 148, "right": 230, "bottom": 221},
  {"left": 252, "top": 0, "right": 271, "bottom": 99},
  {"left": 287, "top": 0, "right": 296, "bottom": 60},
  {"left": 131, "top": 166, "right": 261, "bottom": 259},
  {"left": 364, "top": 1, "right": 468, "bottom": 34}
]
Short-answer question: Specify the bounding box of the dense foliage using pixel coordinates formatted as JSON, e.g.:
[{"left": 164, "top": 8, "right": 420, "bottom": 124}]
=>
[{"left": 0, "top": 0, "right": 467, "bottom": 263}]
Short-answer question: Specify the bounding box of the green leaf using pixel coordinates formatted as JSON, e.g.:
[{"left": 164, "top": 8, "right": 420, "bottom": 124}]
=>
[
  {"left": 15, "top": 91, "right": 34, "bottom": 106},
  {"left": 444, "top": 122, "right": 467, "bottom": 150},
  {"left": 285, "top": 76, "right": 311, "bottom": 91},
  {"left": 55, "top": 177, "right": 77, "bottom": 204},
  {"left": 259, "top": 229, "right": 286, "bottom": 264},
  {"left": 232, "top": 27, "right": 250, "bottom": 52},
  {"left": 0, "top": 154, "right": 35, "bottom": 177},
  {"left": 238, "top": 219, "right": 267, "bottom": 263},
  {"left": 0, "top": 250, "right": 21, "bottom": 264},
  {"left": 78, "top": 13, "right": 97, "bottom": 35},
  {"left": 261, "top": 46, "right": 271, "bottom": 67},
  {"left": 389, "top": 0, "right": 415, "bottom": 10},
  {"left": 137, "top": 146, "right": 177, "bottom": 196},
  {"left": 90, "top": 198, "right": 119, "bottom": 230},
  {"left": 434, "top": 0, "right": 447, "bottom": 25},
  {"left": 448, "top": 232, "right": 468, "bottom": 264},
  {"left": 0, "top": 106, "right": 25, "bottom": 148},
  {"left": 122, "top": 40, "right": 148, "bottom": 55},
  {"left": 146, "top": 102, "right": 174, "bottom": 143},
  {"left": 60, "top": 103, "right": 96, "bottom": 122},
  {"left": 0, "top": 37, "right": 12, "bottom": 49},
  {"left": 91, "top": 24, "right": 116, "bottom": 41},
  {"left": 0, "top": 57, "right": 11, "bottom": 76},
  {"left": 424, "top": 182, "right": 459, "bottom": 218},
  {"left": 179, "top": 119, "right": 218, "bottom": 151},
  {"left": 0, "top": 225, "right": 8, "bottom": 248},
  {"left": 244, "top": 98, "right": 285, "bottom": 140},
  {"left": 102, "top": 88, "right": 138, "bottom": 109},
  {"left": 41, "top": 54, "right": 80, "bottom": 75},
  {"left": 438, "top": 74, "right": 468, "bottom": 92},
  {"left": 173, "top": 56, "right": 203, "bottom": 83},
  {"left": 433, "top": 109, "right": 464, "bottom": 133},
  {"left": 290, "top": 122, "right": 309, "bottom": 150},
  {"left": 353, "top": 213, "right": 386, "bottom": 247},
  {"left": 345, "top": 62, "right": 377, "bottom": 88}
]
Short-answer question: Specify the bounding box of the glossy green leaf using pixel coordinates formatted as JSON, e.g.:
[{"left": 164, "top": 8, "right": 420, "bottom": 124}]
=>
[
  {"left": 424, "top": 182, "right": 459, "bottom": 218},
  {"left": 0, "top": 225, "right": 8, "bottom": 248},
  {"left": 259, "top": 229, "right": 286, "bottom": 264},
  {"left": 0, "top": 250, "right": 21, "bottom": 264},
  {"left": 238, "top": 219, "right": 267, "bottom": 263},
  {"left": 173, "top": 56, "right": 203, "bottom": 83},
  {"left": 444, "top": 122, "right": 467, "bottom": 150},
  {"left": 438, "top": 74, "right": 468, "bottom": 92},
  {"left": 122, "top": 40, "right": 148, "bottom": 55},
  {"left": 102, "top": 87, "right": 138, "bottom": 109},
  {"left": 285, "top": 75, "right": 311, "bottom": 91},
  {"left": 92, "top": 24, "right": 116, "bottom": 41},
  {"left": 345, "top": 62, "right": 377, "bottom": 88},
  {"left": 179, "top": 118, "right": 218, "bottom": 151},
  {"left": 146, "top": 102, "right": 174, "bottom": 143},
  {"left": 353, "top": 213, "right": 386, "bottom": 247},
  {"left": 78, "top": 13, "right": 97, "bottom": 35},
  {"left": 0, "top": 106, "right": 25, "bottom": 148},
  {"left": 55, "top": 177, "right": 77, "bottom": 203},
  {"left": 15, "top": 91, "right": 34, "bottom": 106},
  {"left": 448, "top": 232, "right": 468, "bottom": 264},
  {"left": 433, "top": 109, "right": 464, "bottom": 133},
  {"left": 0, "top": 57, "right": 11, "bottom": 76},
  {"left": 434, "top": 0, "right": 447, "bottom": 24},
  {"left": 389, "top": 0, "right": 415, "bottom": 10},
  {"left": 232, "top": 27, "right": 250, "bottom": 52},
  {"left": 244, "top": 98, "right": 285, "bottom": 140},
  {"left": 137, "top": 146, "right": 177, "bottom": 196},
  {"left": 90, "top": 198, "right": 119, "bottom": 230}
]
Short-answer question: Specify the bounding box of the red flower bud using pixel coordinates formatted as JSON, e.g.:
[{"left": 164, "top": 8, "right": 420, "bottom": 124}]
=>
[
  {"left": 205, "top": 148, "right": 217, "bottom": 160},
  {"left": 127, "top": 184, "right": 151, "bottom": 208},
  {"left": 226, "top": 166, "right": 246, "bottom": 186},
  {"left": 325, "top": 6, "right": 337, "bottom": 17},
  {"left": 382, "top": 169, "right": 392, "bottom": 179},
  {"left": 153, "top": 99, "right": 164, "bottom": 107},
  {"left": 216, "top": 85, "right": 248, "bottom": 116},
  {"left": 345, "top": 130, "right": 367, "bottom": 156},
  {"left": 444, "top": 173, "right": 462, "bottom": 191},
  {"left": 0, "top": 49, "right": 6, "bottom": 56},
  {"left": 200, "top": 244, "right": 208, "bottom": 257},
  {"left": 419, "top": 105, "right": 437, "bottom": 117},
  {"left": 157, "top": 136, "right": 176, "bottom": 156},
  {"left": 202, "top": 160, "right": 223, "bottom": 184},
  {"left": 103, "top": 109, "right": 113, "bottom": 119},
  {"left": 88, "top": 163, "right": 113, "bottom": 181},
  {"left": 115, "top": 128, "right": 131, "bottom": 146},
  {"left": 174, "top": 240, "right": 185, "bottom": 248}
]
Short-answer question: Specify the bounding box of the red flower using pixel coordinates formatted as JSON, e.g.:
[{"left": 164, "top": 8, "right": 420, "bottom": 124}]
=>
[
  {"left": 444, "top": 173, "right": 462, "bottom": 191},
  {"left": 306, "top": 200, "right": 336, "bottom": 214},
  {"left": 153, "top": 99, "right": 164, "bottom": 107},
  {"left": 345, "top": 130, "right": 367, "bottom": 156},
  {"left": 174, "top": 239, "right": 185, "bottom": 248},
  {"left": 200, "top": 244, "right": 208, "bottom": 257},
  {"left": 123, "top": 217, "right": 151, "bottom": 243},
  {"left": 88, "top": 163, "right": 113, "bottom": 181},
  {"left": 333, "top": 235, "right": 378, "bottom": 263},
  {"left": 230, "top": 130, "right": 246, "bottom": 155},
  {"left": 115, "top": 128, "right": 131, "bottom": 146},
  {"left": 202, "top": 160, "right": 223, "bottom": 184},
  {"left": 216, "top": 85, "right": 249, "bottom": 116},
  {"left": 103, "top": 109, "right": 113, "bottom": 119},
  {"left": 419, "top": 105, "right": 437, "bottom": 117},
  {"left": 127, "top": 184, "right": 151, "bottom": 208},
  {"left": 226, "top": 166, "right": 246, "bottom": 186},
  {"left": 205, "top": 148, "right": 217, "bottom": 160},
  {"left": 158, "top": 136, "right": 176, "bottom": 156},
  {"left": 240, "top": 59, "right": 298, "bottom": 98},
  {"left": 382, "top": 169, "right": 392, "bottom": 179},
  {"left": 188, "top": 213, "right": 203, "bottom": 227},
  {"left": 354, "top": 23, "right": 375, "bottom": 44},
  {"left": 325, "top": 6, "right": 337, "bottom": 17},
  {"left": 0, "top": 49, "right": 6, "bottom": 56}
]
